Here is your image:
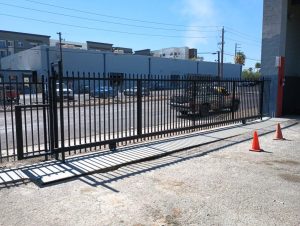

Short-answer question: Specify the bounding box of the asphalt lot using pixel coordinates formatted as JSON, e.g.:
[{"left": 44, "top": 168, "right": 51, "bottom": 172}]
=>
[{"left": 0, "top": 117, "right": 299, "bottom": 225}]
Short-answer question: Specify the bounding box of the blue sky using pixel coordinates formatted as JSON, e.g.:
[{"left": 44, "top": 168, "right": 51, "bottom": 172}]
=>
[{"left": 0, "top": 0, "right": 263, "bottom": 68}]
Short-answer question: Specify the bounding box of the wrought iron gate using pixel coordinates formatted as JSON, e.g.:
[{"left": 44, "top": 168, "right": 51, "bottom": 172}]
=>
[{"left": 1, "top": 62, "right": 268, "bottom": 163}]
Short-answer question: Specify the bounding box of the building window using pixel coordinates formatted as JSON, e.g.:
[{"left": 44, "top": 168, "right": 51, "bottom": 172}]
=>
[
  {"left": 29, "top": 42, "right": 39, "bottom": 47},
  {"left": 7, "top": 40, "right": 14, "bottom": 47},
  {"left": 0, "top": 40, "right": 6, "bottom": 48},
  {"left": 17, "top": 41, "right": 23, "bottom": 47},
  {"left": 0, "top": 50, "right": 7, "bottom": 57},
  {"left": 9, "top": 75, "right": 17, "bottom": 80},
  {"left": 8, "top": 49, "right": 14, "bottom": 55}
]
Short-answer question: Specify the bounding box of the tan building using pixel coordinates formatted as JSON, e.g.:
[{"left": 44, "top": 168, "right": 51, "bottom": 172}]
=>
[{"left": 0, "top": 30, "right": 50, "bottom": 59}]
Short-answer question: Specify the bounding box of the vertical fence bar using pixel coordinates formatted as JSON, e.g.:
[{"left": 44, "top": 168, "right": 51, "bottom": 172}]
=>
[
  {"left": 41, "top": 76, "right": 49, "bottom": 160},
  {"left": 260, "top": 78, "right": 265, "bottom": 120},
  {"left": 58, "top": 61, "right": 65, "bottom": 161},
  {"left": 231, "top": 80, "right": 236, "bottom": 120},
  {"left": 53, "top": 69, "right": 59, "bottom": 150},
  {"left": 137, "top": 79, "right": 142, "bottom": 137},
  {"left": 66, "top": 73, "right": 71, "bottom": 153},
  {"left": 72, "top": 72, "right": 76, "bottom": 151},
  {"left": 15, "top": 106, "right": 24, "bottom": 160},
  {"left": 78, "top": 72, "right": 82, "bottom": 152},
  {"left": 48, "top": 69, "right": 54, "bottom": 155},
  {"left": 83, "top": 72, "right": 87, "bottom": 152},
  {"left": 88, "top": 72, "right": 92, "bottom": 151}
]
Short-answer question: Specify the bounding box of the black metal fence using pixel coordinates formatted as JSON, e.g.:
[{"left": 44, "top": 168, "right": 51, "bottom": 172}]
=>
[{"left": 0, "top": 64, "right": 270, "bottom": 163}]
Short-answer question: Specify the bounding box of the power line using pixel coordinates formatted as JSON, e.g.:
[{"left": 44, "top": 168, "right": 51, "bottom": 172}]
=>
[
  {"left": 226, "top": 33, "right": 261, "bottom": 44},
  {"left": 3, "top": 46, "right": 222, "bottom": 58},
  {"left": 0, "top": 13, "right": 216, "bottom": 39},
  {"left": 224, "top": 52, "right": 260, "bottom": 62},
  {"left": 225, "top": 27, "right": 261, "bottom": 42},
  {"left": 226, "top": 37, "right": 261, "bottom": 47},
  {"left": 17, "top": 0, "right": 221, "bottom": 28},
  {"left": 226, "top": 30, "right": 260, "bottom": 43},
  {"left": 0, "top": 2, "right": 221, "bottom": 33}
]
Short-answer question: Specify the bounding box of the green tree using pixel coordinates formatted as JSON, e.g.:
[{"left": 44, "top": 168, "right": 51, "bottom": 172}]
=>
[
  {"left": 235, "top": 52, "right": 246, "bottom": 65},
  {"left": 255, "top": 62, "right": 261, "bottom": 72},
  {"left": 242, "top": 68, "right": 261, "bottom": 80}
]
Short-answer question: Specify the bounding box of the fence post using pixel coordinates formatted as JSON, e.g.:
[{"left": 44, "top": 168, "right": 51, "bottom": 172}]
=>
[
  {"left": 58, "top": 60, "right": 65, "bottom": 162},
  {"left": 192, "top": 80, "right": 196, "bottom": 127},
  {"left": 15, "top": 106, "right": 24, "bottom": 160},
  {"left": 41, "top": 76, "right": 49, "bottom": 161},
  {"left": 260, "top": 77, "right": 265, "bottom": 120},
  {"left": 49, "top": 63, "right": 59, "bottom": 159},
  {"left": 137, "top": 79, "right": 142, "bottom": 136},
  {"left": 231, "top": 80, "right": 236, "bottom": 120}
]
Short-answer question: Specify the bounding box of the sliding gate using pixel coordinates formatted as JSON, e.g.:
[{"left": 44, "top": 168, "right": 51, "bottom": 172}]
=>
[{"left": 1, "top": 61, "right": 268, "bottom": 163}]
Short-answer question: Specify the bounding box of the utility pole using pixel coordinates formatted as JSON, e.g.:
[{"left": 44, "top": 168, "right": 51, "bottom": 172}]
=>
[
  {"left": 217, "top": 51, "right": 220, "bottom": 78},
  {"left": 221, "top": 26, "right": 224, "bottom": 78},
  {"left": 234, "top": 43, "right": 237, "bottom": 57},
  {"left": 235, "top": 43, "right": 241, "bottom": 59},
  {"left": 57, "top": 32, "right": 63, "bottom": 63}
]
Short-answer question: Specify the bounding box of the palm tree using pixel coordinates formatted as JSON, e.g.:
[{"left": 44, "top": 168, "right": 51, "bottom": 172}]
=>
[
  {"left": 235, "top": 52, "right": 246, "bottom": 65},
  {"left": 255, "top": 62, "right": 261, "bottom": 72}
]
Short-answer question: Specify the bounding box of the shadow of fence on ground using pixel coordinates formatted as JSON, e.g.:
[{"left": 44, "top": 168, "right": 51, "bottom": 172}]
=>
[{"left": 0, "top": 120, "right": 297, "bottom": 190}]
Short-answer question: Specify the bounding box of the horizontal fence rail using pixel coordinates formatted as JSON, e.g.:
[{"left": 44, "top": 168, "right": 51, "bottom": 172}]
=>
[{"left": 0, "top": 69, "right": 271, "bottom": 163}]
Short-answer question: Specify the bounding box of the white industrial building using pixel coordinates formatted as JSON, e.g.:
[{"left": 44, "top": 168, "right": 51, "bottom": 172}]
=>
[
  {"left": 0, "top": 45, "right": 241, "bottom": 83},
  {"left": 152, "top": 47, "right": 190, "bottom": 60}
]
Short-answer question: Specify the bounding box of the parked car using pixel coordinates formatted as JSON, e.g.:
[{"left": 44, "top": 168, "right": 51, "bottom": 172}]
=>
[
  {"left": 44, "top": 83, "right": 74, "bottom": 100},
  {"left": 170, "top": 85, "right": 240, "bottom": 116},
  {"left": 149, "top": 82, "right": 169, "bottom": 91},
  {"left": 123, "top": 87, "right": 150, "bottom": 96},
  {"left": 239, "top": 81, "right": 258, "bottom": 87},
  {"left": 0, "top": 85, "right": 19, "bottom": 104},
  {"left": 79, "top": 85, "right": 90, "bottom": 94},
  {"left": 90, "top": 86, "right": 117, "bottom": 98}
]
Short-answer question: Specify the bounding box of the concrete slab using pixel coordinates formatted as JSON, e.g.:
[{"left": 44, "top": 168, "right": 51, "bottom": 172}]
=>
[{"left": 0, "top": 117, "right": 297, "bottom": 186}]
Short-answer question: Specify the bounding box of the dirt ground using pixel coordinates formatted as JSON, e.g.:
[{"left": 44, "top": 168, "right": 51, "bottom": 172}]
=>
[{"left": 0, "top": 120, "right": 300, "bottom": 226}]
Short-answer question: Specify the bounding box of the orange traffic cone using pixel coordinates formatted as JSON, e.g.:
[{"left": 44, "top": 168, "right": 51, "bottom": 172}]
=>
[
  {"left": 274, "top": 123, "right": 285, "bottom": 140},
  {"left": 249, "top": 131, "right": 262, "bottom": 152}
]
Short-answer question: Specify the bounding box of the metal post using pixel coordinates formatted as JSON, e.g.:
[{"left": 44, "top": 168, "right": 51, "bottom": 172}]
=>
[
  {"left": 192, "top": 80, "right": 196, "bottom": 127},
  {"left": 41, "top": 76, "right": 49, "bottom": 161},
  {"left": 15, "top": 106, "right": 24, "bottom": 160},
  {"left": 217, "top": 51, "right": 220, "bottom": 79},
  {"left": 148, "top": 57, "right": 151, "bottom": 77},
  {"left": 58, "top": 60, "right": 65, "bottom": 162},
  {"left": 137, "top": 79, "right": 142, "bottom": 136},
  {"left": 49, "top": 64, "right": 59, "bottom": 158},
  {"left": 231, "top": 80, "right": 236, "bottom": 120},
  {"left": 57, "top": 32, "right": 63, "bottom": 63},
  {"left": 260, "top": 78, "right": 265, "bottom": 120},
  {"left": 221, "top": 27, "right": 224, "bottom": 78},
  {"left": 103, "top": 53, "right": 106, "bottom": 74}
]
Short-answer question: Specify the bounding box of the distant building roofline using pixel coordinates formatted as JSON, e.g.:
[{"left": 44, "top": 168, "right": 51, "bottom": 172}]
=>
[
  {"left": 0, "top": 30, "right": 50, "bottom": 38},
  {"left": 86, "top": 41, "right": 113, "bottom": 46}
]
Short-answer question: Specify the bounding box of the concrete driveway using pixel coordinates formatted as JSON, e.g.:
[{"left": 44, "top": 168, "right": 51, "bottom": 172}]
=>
[{"left": 0, "top": 118, "right": 299, "bottom": 226}]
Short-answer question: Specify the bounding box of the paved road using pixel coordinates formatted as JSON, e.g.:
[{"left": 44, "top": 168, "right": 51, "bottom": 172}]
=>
[{"left": 0, "top": 87, "right": 261, "bottom": 156}]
